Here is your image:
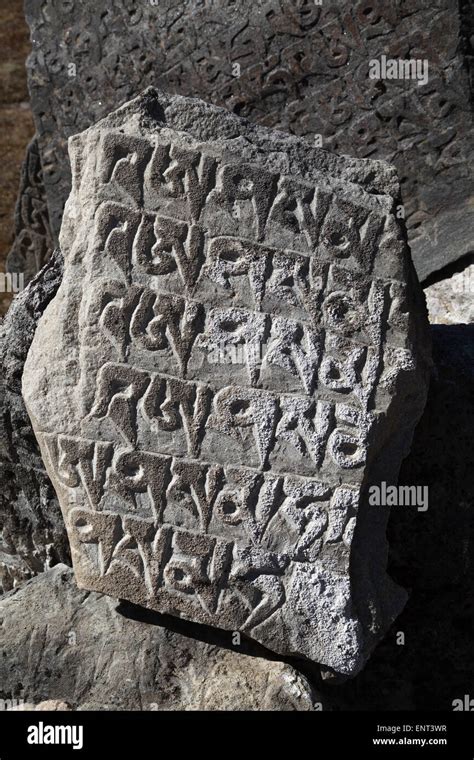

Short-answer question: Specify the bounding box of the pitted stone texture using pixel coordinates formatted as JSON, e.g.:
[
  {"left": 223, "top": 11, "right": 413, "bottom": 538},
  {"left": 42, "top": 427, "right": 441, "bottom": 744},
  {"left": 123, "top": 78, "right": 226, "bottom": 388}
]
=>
[
  {"left": 0, "top": 249, "right": 68, "bottom": 593},
  {"left": 23, "top": 89, "right": 430, "bottom": 675},
  {"left": 6, "top": 137, "right": 53, "bottom": 286},
  {"left": 0, "top": 565, "right": 320, "bottom": 711},
  {"left": 425, "top": 262, "right": 474, "bottom": 324},
  {"left": 1, "top": 328, "right": 470, "bottom": 710},
  {"left": 24, "top": 0, "right": 473, "bottom": 282}
]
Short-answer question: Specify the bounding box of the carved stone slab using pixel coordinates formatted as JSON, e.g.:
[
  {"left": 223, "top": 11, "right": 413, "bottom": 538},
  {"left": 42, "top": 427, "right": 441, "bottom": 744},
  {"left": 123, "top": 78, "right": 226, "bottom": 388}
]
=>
[
  {"left": 23, "top": 89, "right": 430, "bottom": 675},
  {"left": 25, "top": 0, "right": 473, "bottom": 281}
]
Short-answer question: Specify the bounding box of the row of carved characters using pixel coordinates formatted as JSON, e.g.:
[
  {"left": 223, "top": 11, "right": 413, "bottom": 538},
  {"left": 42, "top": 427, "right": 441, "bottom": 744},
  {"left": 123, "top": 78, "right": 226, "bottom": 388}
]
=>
[
  {"left": 152, "top": 0, "right": 472, "bottom": 245},
  {"left": 95, "top": 134, "right": 388, "bottom": 260},
  {"left": 160, "top": 0, "right": 389, "bottom": 97},
  {"left": 29, "top": 2, "right": 454, "bottom": 118},
  {"left": 91, "top": 209, "right": 406, "bottom": 324},
  {"left": 28, "top": 1, "right": 411, "bottom": 125},
  {"left": 166, "top": 4, "right": 470, "bottom": 204},
  {"left": 211, "top": 21, "right": 465, "bottom": 138},
  {"left": 209, "top": 22, "right": 408, "bottom": 117},
  {"left": 81, "top": 364, "right": 374, "bottom": 477},
  {"left": 305, "top": 70, "right": 470, "bottom": 162},
  {"left": 84, "top": 286, "right": 375, "bottom": 397},
  {"left": 68, "top": 501, "right": 291, "bottom": 633},
  {"left": 27, "top": 0, "right": 468, "bottom": 243},
  {"left": 40, "top": 430, "right": 358, "bottom": 560},
  {"left": 83, "top": 273, "right": 409, "bottom": 395}
]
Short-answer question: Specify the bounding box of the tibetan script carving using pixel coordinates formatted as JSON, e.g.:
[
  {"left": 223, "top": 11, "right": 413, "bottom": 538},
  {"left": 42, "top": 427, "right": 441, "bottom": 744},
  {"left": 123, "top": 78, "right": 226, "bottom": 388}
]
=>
[
  {"left": 24, "top": 0, "right": 473, "bottom": 281},
  {"left": 23, "top": 89, "right": 430, "bottom": 675}
]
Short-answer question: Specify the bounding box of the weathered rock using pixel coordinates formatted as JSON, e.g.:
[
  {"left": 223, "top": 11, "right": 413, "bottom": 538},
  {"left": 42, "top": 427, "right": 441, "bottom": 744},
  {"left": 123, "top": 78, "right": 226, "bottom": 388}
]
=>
[
  {"left": 0, "top": 248, "right": 69, "bottom": 593},
  {"left": 8, "top": 700, "right": 72, "bottom": 711},
  {"left": 0, "top": 564, "right": 320, "bottom": 711},
  {"left": 22, "top": 89, "right": 430, "bottom": 676},
  {"left": 2, "top": 327, "right": 471, "bottom": 711},
  {"left": 425, "top": 261, "right": 474, "bottom": 325},
  {"left": 6, "top": 136, "right": 53, "bottom": 286},
  {"left": 24, "top": 0, "right": 473, "bottom": 282}
]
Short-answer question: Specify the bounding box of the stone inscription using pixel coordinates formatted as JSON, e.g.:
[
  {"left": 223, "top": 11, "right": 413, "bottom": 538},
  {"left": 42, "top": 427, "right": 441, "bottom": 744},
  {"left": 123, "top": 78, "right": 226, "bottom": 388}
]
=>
[
  {"left": 23, "top": 91, "right": 430, "bottom": 674},
  {"left": 25, "top": 0, "right": 474, "bottom": 281}
]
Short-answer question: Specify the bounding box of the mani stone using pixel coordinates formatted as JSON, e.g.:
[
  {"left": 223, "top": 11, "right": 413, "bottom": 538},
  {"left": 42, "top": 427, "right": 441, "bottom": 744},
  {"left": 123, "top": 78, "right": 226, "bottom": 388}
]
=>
[
  {"left": 22, "top": 88, "right": 430, "bottom": 676},
  {"left": 24, "top": 0, "right": 473, "bottom": 282}
]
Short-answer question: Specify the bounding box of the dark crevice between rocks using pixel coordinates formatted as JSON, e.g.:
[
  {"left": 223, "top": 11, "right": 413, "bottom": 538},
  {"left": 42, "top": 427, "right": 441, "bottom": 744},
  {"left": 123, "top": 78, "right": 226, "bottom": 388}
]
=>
[
  {"left": 422, "top": 251, "right": 474, "bottom": 289},
  {"left": 321, "top": 325, "right": 474, "bottom": 709}
]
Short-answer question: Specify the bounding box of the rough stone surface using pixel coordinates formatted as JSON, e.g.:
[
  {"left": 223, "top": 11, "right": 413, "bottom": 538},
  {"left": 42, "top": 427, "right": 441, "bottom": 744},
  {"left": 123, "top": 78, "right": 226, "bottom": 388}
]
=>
[
  {"left": 0, "top": 564, "right": 320, "bottom": 711},
  {"left": 6, "top": 136, "right": 53, "bottom": 285},
  {"left": 24, "top": 0, "right": 473, "bottom": 282},
  {"left": 425, "top": 261, "right": 474, "bottom": 324},
  {"left": 23, "top": 89, "right": 430, "bottom": 675},
  {"left": 1, "top": 326, "right": 471, "bottom": 710},
  {"left": 0, "top": 248, "right": 69, "bottom": 593}
]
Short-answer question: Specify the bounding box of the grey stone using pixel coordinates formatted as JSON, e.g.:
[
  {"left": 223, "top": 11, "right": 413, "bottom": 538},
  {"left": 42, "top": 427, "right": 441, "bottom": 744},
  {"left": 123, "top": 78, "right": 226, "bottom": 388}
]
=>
[
  {"left": 24, "top": 0, "right": 473, "bottom": 282},
  {"left": 0, "top": 248, "right": 69, "bottom": 593},
  {"left": 425, "top": 262, "right": 474, "bottom": 324},
  {"left": 1, "top": 327, "right": 471, "bottom": 710},
  {"left": 6, "top": 136, "right": 53, "bottom": 286},
  {"left": 0, "top": 564, "right": 320, "bottom": 711},
  {"left": 22, "top": 88, "right": 430, "bottom": 676}
]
